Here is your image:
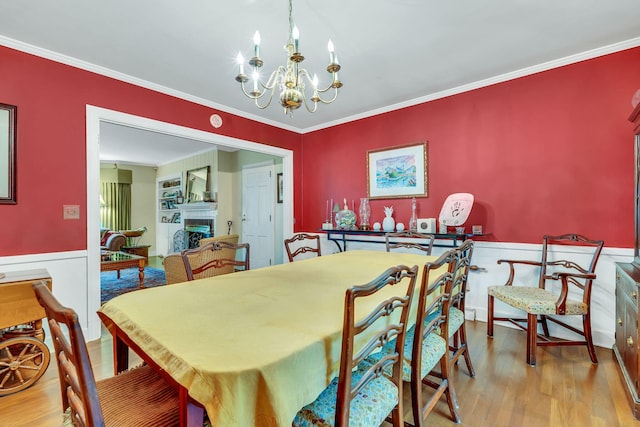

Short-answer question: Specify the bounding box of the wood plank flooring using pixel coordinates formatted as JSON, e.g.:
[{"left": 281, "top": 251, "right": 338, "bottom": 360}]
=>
[{"left": 1, "top": 320, "right": 639, "bottom": 426}]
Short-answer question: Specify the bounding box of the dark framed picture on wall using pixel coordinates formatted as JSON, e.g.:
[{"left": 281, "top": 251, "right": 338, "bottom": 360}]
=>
[
  {"left": 0, "top": 103, "right": 17, "bottom": 204},
  {"left": 277, "top": 173, "right": 283, "bottom": 203},
  {"left": 367, "top": 141, "right": 428, "bottom": 199}
]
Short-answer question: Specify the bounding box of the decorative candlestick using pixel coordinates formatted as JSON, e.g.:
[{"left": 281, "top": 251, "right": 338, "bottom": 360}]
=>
[{"left": 409, "top": 197, "right": 418, "bottom": 231}]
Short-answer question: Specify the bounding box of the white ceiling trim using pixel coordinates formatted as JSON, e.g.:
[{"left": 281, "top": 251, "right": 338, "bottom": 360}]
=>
[
  {"left": 303, "top": 36, "right": 640, "bottom": 133},
  {"left": 4, "top": 35, "right": 640, "bottom": 135},
  {"left": 0, "top": 35, "right": 302, "bottom": 134}
]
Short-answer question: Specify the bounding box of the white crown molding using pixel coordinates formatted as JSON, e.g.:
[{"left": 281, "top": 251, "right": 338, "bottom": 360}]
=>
[
  {"left": 302, "top": 37, "right": 640, "bottom": 134},
  {"left": 0, "top": 35, "right": 304, "bottom": 134},
  {"left": 3, "top": 34, "right": 639, "bottom": 135}
]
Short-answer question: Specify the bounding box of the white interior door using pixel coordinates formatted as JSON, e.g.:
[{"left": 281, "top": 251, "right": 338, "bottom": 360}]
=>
[{"left": 242, "top": 163, "right": 275, "bottom": 269}]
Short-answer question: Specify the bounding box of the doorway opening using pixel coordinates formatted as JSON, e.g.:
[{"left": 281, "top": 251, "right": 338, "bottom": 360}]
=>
[{"left": 87, "top": 105, "right": 294, "bottom": 339}]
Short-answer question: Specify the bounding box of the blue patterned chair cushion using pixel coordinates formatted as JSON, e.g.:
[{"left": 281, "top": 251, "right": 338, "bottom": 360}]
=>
[
  {"left": 487, "top": 285, "right": 587, "bottom": 315},
  {"left": 292, "top": 366, "right": 399, "bottom": 427},
  {"left": 364, "top": 325, "right": 446, "bottom": 382},
  {"left": 449, "top": 307, "right": 464, "bottom": 336}
]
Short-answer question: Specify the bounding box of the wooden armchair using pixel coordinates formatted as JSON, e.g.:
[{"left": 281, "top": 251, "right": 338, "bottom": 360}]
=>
[
  {"left": 385, "top": 231, "right": 435, "bottom": 255},
  {"left": 284, "top": 233, "right": 321, "bottom": 262},
  {"left": 182, "top": 241, "right": 250, "bottom": 280},
  {"left": 293, "top": 265, "right": 418, "bottom": 427},
  {"left": 164, "top": 234, "right": 239, "bottom": 284},
  {"left": 32, "top": 281, "right": 181, "bottom": 426},
  {"left": 487, "top": 233, "right": 604, "bottom": 366}
]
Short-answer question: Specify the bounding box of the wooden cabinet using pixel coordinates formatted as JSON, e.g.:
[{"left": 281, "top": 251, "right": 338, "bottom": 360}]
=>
[
  {"left": 614, "top": 263, "right": 640, "bottom": 418},
  {"left": 615, "top": 99, "right": 640, "bottom": 418}
]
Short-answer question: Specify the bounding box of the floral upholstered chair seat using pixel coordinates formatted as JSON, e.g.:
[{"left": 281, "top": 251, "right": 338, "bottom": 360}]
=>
[
  {"left": 488, "top": 285, "right": 588, "bottom": 315},
  {"left": 364, "top": 325, "right": 447, "bottom": 381},
  {"left": 292, "top": 366, "right": 399, "bottom": 427}
]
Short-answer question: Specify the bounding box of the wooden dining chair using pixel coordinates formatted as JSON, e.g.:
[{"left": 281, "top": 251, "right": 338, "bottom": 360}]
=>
[
  {"left": 385, "top": 231, "right": 435, "bottom": 255},
  {"left": 284, "top": 233, "right": 321, "bottom": 262},
  {"left": 164, "top": 234, "right": 239, "bottom": 284},
  {"left": 292, "top": 264, "right": 419, "bottom": 427},
  {"left": 32, "top": 281, "right": 181, "bottom": 427},
  {"left": 366, "top": 250, "right": 460, "bottom": 426},
  {"left": 487, "top": 233, "right": 604, "bottom": 366},
  {"left": 182, "top": 241, "right": 250, "bottom": 280},
  {"left": 448, "top": 239, "right": 475, "bottom": 377}
]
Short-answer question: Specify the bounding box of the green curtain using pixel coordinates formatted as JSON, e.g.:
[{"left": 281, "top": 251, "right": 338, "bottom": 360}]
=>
[{"left": 100, "top": 182, "right": 131, "bottom": 231}]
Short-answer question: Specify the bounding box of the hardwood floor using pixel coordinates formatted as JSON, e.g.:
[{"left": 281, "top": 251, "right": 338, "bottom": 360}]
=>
[{"left": 2, "top": 321, "right": 639, "bottom": 426}]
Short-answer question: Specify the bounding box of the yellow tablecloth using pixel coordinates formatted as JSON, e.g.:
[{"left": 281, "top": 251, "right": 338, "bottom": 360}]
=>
[{"left": 98, "top": 250, "right": 438, "bottom": 426}]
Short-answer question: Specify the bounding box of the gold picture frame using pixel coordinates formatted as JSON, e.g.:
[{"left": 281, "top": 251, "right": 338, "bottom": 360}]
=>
[{"left": 367, "top": 142, "right": 427, "bottom": 199}]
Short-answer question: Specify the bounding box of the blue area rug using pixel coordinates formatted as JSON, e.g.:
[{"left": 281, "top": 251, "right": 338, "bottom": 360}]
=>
[{"left": 101, "top": 267, "right": 166, "bottom": 304}]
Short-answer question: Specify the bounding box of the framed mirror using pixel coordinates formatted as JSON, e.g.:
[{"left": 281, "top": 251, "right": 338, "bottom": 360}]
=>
[
  {"left": 0, "top": 103, "right": 16, "bottom": 204},
  {"left": 186, "top": 165, "right": 210, "bottom": 202}
]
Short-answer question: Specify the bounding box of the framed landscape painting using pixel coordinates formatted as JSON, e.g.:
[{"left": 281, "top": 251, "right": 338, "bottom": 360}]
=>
[{"left": 367, "top": 142, "right": 427, "bottom": 199}]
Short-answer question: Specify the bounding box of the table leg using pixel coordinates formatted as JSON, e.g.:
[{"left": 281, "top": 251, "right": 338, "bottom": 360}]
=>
[
  {"left": 179, "top": 388, "right": 205, "bottom": 427},
  {"left": 113, "top": 334, "right": 130, "bottom": 374},
  {"left": 138, "top": 261, "right": 145, "bottom": 288}
]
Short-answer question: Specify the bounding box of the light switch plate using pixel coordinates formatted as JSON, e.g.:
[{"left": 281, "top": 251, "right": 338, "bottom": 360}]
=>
[{"left": 63, "top": 205, "right": 80, "bottom": 219}]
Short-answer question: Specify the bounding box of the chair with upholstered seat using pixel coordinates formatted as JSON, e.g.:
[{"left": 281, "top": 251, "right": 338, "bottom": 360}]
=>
[
  {"left": 385, "top": 231, "right": 435, "bottom": 255},
  {"left": 182, "top": 241, "right": 250, "bottom": 280},
  {"left": 32, "top": 281, "right": 182, "bottom": 427},
  {"left": 292, "top": 264, "right": 418, "bottom": 427},
  {"left": 448, "top": 239, "right": 475, "bottom": 376},
  {"left": 487, "top": 233, "right": 604, "bottom": 366},
  {"left": 365, "top": 249, "right": 460, "bottom": 426},
  {"left": 284, "top": 233, "right": 321, "bottom": 262}
]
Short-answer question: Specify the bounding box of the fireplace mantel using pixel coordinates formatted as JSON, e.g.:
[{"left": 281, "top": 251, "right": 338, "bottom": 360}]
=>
[{"left": 179, "top": 202, "right": 217, "bottom": 219}]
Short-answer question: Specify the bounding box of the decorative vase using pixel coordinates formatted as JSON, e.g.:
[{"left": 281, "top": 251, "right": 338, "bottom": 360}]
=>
[
  {"left": 358, "top": 198, "right": 371, "bottom": 230},
  {"left": 382, "top": 206, "right": 395, "bottom": 232},
  {"left": 396, "top": 222, "right": 405, "bottom": 232},
  {"left": 335, "top": 198, "right": 357, "bottom": 230}
]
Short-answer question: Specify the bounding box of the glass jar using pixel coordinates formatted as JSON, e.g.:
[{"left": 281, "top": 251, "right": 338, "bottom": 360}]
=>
[{"left": 359, "top": 198, "right": 371, "bottom": 230}]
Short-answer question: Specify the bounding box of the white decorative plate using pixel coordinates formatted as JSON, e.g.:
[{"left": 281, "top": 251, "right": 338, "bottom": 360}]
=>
[{"left": 438, "top": 193, "right": 474, "bottom": 226}]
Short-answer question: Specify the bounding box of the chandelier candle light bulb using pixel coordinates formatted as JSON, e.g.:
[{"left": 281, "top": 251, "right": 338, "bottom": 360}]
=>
[{"left": 253, "top": 31, "right": 261, "bottom": 58}]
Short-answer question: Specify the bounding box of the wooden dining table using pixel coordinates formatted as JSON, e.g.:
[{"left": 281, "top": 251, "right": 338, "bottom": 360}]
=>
[{"left": 97, "top": 250, "right": 439, "bottom": 427}]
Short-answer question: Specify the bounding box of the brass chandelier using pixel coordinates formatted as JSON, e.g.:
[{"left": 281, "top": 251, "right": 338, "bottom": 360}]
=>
[{"left": 234, "top": 0, "right": 342, "bottom": 115}]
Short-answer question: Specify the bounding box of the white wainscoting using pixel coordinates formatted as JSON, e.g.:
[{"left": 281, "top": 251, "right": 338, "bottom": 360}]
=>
[
  {"left": 1, "top": 238, "right": 631, "bottom": 348},
  {"left": 0, "top": 250, "right": 92, "bottom": 337},
  {"left": 318, "top": 235, "right": 631, "bottom": 349}
]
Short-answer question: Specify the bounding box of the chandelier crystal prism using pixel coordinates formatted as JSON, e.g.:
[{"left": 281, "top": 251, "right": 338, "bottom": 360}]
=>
[{"left": 235, "top": 0, "right": 342, "bottom": 115}]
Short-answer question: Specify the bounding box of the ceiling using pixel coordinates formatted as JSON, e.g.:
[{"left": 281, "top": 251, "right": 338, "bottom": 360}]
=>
[{"left": 2, "top": 1, "right": 640, "bottom": 165}]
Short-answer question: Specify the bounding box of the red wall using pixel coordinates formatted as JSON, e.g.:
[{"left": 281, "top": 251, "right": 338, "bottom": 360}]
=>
[
  {"left": 0, "top": 46, "right": 302, "bottom": 256},
  {"left": 1, "top": 44, "right": 638, "bottom": 256},
  {"left": 300, "top": 47, "right": 640, "bottom": 247}
]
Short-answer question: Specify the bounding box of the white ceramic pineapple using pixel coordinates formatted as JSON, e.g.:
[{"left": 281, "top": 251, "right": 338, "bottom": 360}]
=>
[{"left": 382, "top": 206, "right": 395, "bottom": 232}]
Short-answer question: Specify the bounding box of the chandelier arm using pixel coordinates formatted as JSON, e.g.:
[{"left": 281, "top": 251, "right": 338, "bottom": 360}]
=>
[
  {"left": 300, "top": 92, "right": 319, "bottom": 113},
  {"left": 312, "top": 87, "right": 339, "bottom": 105},
  {"left": 253, "top": 89, "right": 276, "bottom": 110},
  {"left": 260, "top": 67, "right": 285, "bottom": 92}
]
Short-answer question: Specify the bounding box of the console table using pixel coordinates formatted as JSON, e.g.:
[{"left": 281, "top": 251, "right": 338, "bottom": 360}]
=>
[{"left": 321, "top": 229, "right": 487, "bottom": 252}]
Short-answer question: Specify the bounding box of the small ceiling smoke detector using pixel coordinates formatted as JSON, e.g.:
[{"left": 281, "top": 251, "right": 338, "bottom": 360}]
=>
[{"left": 210, "top": 114, "right": 223, "bottom": 128}]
